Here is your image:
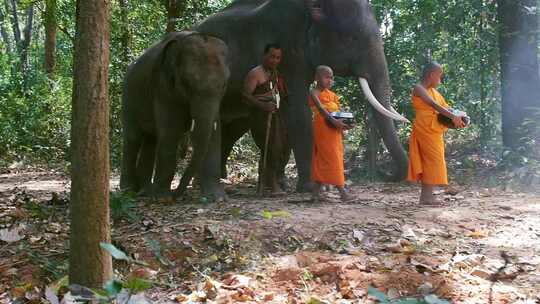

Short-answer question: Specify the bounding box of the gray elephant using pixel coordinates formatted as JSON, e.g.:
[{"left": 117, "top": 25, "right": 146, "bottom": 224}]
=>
[
  {"left": 192, "top": 0, "right": 409, "bottom": 201},
  {"left": 120, "top": 31, "right": 230, "bottom": 198}
]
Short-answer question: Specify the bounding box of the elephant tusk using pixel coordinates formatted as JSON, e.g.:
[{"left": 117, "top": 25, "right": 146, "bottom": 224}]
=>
[
  {"left": 358, "top": 78, "right": 410, "bottom": 123},
  {"left": 190, "top": 119, "right": 195, "bottom": 132}
]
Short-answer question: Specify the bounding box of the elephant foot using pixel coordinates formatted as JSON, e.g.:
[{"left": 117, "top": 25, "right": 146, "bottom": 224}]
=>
[{"left": 296, "top": 179, "right": 314, "bottom": 193}]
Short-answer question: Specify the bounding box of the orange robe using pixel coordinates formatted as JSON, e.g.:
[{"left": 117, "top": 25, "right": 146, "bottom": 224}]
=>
[
  {"left": 309, "top": 89, "right": 345, "bottom": 187},
  {"left": 407, "top": 87, "right": 450, "bottom": 185}
]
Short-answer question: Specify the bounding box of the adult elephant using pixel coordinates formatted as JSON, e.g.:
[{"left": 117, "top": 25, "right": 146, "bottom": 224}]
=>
[
  {"left": 195, "top": 0, "right": 409, "bottom": 201},
  {"left": 120, "top": 31, "right": 229, "bottom": 198}
]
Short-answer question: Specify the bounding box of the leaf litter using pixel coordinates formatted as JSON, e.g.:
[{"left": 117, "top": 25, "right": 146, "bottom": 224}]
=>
[{"left": 0, "top": 170, "right": 539, "bottom": 303}]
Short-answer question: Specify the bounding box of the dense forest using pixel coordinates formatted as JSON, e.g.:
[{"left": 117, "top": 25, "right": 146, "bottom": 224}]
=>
[
  {"left": 1, "top": 0, "right": 538, "bottom": 179},
  {"left": 1, "top": 0, "right": 540, "bottom": 303}
]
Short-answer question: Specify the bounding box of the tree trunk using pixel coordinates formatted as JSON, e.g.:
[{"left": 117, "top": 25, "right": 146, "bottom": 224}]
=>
[
  {"left": 69, "top": 0, "right": 112, "bottom": 289},
  {"left": 497, "top": 0, "right": 540, "bottom": 149},
  {"left": 0, "top": 5, "right": 13, "bottom": 54},
  {"left": 165, "top": 0, "right": 185, "bottom": 32},
  {"left": 118, "top": 0, "right": 130, "bottom": 67},
  {"left": 44, "top": 0, "right": 57, "bottom": 77},
  {"left": 19, "top": 5, "right": 33, "bottom": 88},
  {"left": 6, "top": 0, "right": 20, "bottom": 47}
]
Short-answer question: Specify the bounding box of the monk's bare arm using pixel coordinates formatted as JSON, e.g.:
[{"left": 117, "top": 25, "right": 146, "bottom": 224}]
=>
[
  {"left": 413, "top": 85, "right": 465, "bottom": 128},
  {"left": 242, "top": 70, "right": 262, "bottom": 106},
  {"left": 412, "top": 85, "right": 455, "bottom": 119}
]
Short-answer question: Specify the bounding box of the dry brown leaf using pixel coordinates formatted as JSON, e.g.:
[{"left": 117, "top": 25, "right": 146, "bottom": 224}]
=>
[{"left": 466, "top": 230, "right": 488, "bottom": 239}]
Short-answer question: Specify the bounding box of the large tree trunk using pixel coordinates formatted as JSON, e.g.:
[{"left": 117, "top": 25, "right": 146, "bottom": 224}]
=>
[
  {"left": 69, "top": 0, "right": 112, "bottom": 289},
  {"left": 44, "top": 0, "right": 57, "bottom": 77},
  {"left": 497, "top": 0, "right": 540, "bottom": 149}
]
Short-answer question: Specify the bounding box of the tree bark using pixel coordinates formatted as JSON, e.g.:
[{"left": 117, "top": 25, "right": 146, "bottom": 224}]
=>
[
  {"left": 118, "top": 0, "right": 130, "bottom": 66},
  {"left": 497, "top": 0, "right": 540, "bottom": 149},
  {"left": 0, "top": 5, "right": 13, "bottom": 54},
  {"left": 69, "top": 0, "right": 112, "bottom": 289},
  {"left": 165, "top": 0, "right": 185, "bottom": 32},
  {"left": 44, "top": 0, "right": 57, "bottom": 76},
  {"left": 6, "top": 0, "right": 20, "bottom": 47},
  {"left": 18, "top": 5, "right": 33, "bottom": 87}
]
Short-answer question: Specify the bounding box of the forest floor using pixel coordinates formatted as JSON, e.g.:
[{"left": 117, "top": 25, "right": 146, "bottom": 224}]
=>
[{"left": 0, "top": 168, "right": 539, "bottom": 304}]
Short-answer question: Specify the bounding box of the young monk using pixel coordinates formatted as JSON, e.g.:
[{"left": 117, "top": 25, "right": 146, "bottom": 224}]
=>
[
  {"left": 309, "top": 65, "right": 354, "bottom": 202},
  {"left": 407, "top": 62, "right": 466, "bottom": 205}
]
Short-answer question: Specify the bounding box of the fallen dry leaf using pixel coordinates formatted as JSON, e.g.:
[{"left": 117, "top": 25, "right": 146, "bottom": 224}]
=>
[{"left": 466, "top": 230, "right": 488, "bottom": 239}]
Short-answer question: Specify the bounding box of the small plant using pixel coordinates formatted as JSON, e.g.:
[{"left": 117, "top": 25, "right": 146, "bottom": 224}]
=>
[
  {"left": 49, "top": 243, "right": 154, "bottom": 304},
  {"left": 110, "top": 191, "right": 139, "bottom": 222}
]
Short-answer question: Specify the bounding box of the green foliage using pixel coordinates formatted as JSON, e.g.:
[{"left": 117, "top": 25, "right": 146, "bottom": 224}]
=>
[
  {"left": 109, "top": 191, "right": 139, "bottom": 222},
  {"left": 55, "top": 243, "right": 154, "bottom": 303},
  {"left": 2, "top": 0, "right": 536, "bottom": 184},
  {"left": 100, "top": 242, "right": 131, "bottom": 261}
]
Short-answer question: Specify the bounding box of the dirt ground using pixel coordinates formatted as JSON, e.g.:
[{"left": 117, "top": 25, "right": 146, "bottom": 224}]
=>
[{"left": 0, "top": 169, "right": 539, "bottom": 303}]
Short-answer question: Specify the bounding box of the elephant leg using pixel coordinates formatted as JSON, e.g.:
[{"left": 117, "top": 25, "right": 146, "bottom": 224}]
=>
[
  {"left": 153, "top": 133, "right": 182, "bottom": 198},
  {"left": 198, "top": 120, "right": 227, "bottom": 202},
  {"left": 221, "top": 118, "right": 250, "bottom": 179},
  {"left": 136, "top": 134, "right": 156, "bottom": 196},
  {"left": 120, "top": 127, "right": 143, "bottom": 192},
  {"left": 286, "top": 92, "right": 314, "bottom": 193}
]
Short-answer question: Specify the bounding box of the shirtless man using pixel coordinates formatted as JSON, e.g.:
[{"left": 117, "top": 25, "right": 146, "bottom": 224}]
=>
[{"left": 243, "top": 44, "right": 289, "bottom": 195}]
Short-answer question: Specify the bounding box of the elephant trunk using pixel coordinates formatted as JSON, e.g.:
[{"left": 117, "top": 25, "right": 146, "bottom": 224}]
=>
[
  {"left": 174, "top": 115, "right": 217, "bottom": 197},
  {"left": 357, "top": 45, "right": 409, "bottom": 180}
]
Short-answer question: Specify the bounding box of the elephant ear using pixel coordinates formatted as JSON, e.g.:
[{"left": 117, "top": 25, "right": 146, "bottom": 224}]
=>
[
  {"left": 306, "top": 0, "right": 362, "bottom": 33},
  {"left": 160, "top": 35, "right": 183, "bottom": 89}
]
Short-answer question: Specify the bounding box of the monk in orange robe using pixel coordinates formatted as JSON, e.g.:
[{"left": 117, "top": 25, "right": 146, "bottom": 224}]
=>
[
  {"left": 407, "top": 62, "right": 466, "bottom": 205},
  {"left": 309, "top": 66, "right": 354, "bottom": 202}
]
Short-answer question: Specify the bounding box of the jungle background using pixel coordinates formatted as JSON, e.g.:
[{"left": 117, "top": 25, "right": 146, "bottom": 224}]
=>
[{"left": 1, "top": 0, "right": 540, "bottom": 303}]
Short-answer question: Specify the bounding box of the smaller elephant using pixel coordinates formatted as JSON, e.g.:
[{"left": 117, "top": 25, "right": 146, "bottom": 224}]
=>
[{"left": 120, "top": 31, "right": 230, "bottom": 198}]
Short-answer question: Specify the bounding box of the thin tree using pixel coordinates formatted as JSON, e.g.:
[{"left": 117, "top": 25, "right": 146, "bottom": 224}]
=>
[
  {"left": 118, "top": 0, "right": 130, "bottom": 67},
  {"left": 0, "top": 5, "right": 13, "bottom": 54},
  {"left": 69, "top": 0, "right": 112, "bottom": 288},
  {"left": 497, "top": 0, "right": 540, "bottom": 149},
  {"left": 44, "top": 0, "right": 56, "bottom": 77},
  {"left": 164, "top": 0, "right": 185, "bottom": 32}
]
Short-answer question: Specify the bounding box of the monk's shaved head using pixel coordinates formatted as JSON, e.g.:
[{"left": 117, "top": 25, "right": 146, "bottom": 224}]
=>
[
  {"left": 421, "top": 61, "right": 442, "bottom": 81},
  {"left": 316, "top": 65, "right": 333, "bottom": 77}
]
